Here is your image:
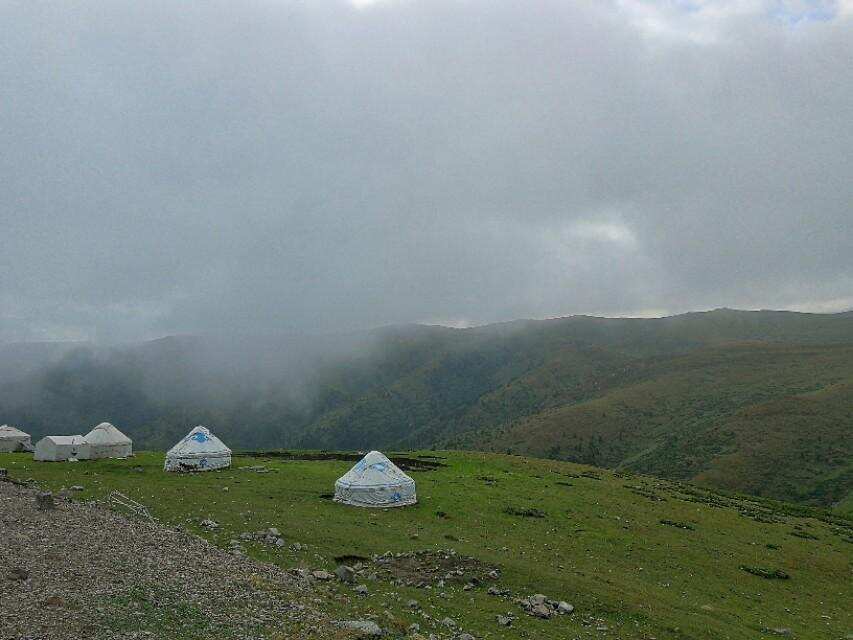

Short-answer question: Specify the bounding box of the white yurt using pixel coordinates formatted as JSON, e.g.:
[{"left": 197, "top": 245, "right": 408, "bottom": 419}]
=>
[
  {"left": 0, "top": 425, "right": 33, "bottom": 453},
  {"left": 334, "top": 450, "right": 417, "bottom": 508},
  {"left": 84, "top": 422, "right": 133, "bottom": 459},
  {"left": 34, "top": 435, "right": 91, "bottom": 461},
  {"left": 164, "top": 426, "right": 231, "bottom": 472}
]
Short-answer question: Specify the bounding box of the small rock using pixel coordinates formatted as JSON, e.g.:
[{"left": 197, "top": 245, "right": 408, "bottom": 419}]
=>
[
  {"left": 354, "top": 584, "right": 369, "bottom": 595},
  {"left": 441, "top": 617, "right": 456, "bottom": 628},
  {"left": 557, "top": 601, "right": 574, "bottom": 614},
  {"left": 407, "top": 623, "right": 420, "bottom": 634},
  {"left": 458, "top": 634, "right": 475, "bottom": 640},
  {"left": 312, "top": 570, "right": 333, "bottom": 581},
  {"left": 529, "top": 594, "right": 547, "bottom": 606},
  {"left": 770, "top": 630, "right": 793, "bottom": 637},
  {"left": 335, "top": 565, "right": 356, "bottom": 583},
  {"left": 497, "top": 615, "right": 512, "bottom": 627},
  {"left": 69, "top": 485, "right": 84, "bottom": 491},
  {"left": 199, "top": 519, "right": 218, "bottom": 530},
  {"left": 335, "top": 620, "right": 383, "bottom": 636},
  {"left": 274, "top": 537, "right": 285, "bottom": 547},
  {"left": 7, "top": 568, "right": 29, "bottom": 581},
  {"left": 407, "top": 599, "right": 420, "bottom": 609},
  {"left": 267, "top": 527, "right": 280, "bottom": 537},
  {"left": 531, "top": 603, "right": 553, "bottom": 619}
]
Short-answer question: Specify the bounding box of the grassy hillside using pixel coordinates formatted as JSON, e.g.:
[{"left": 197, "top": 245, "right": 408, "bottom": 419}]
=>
[
  {"left": 298, "top": 314, "right": 853, "bottom": 509},
  {"left": 1, "top": 451, "right": 851, "bottom": 640},
  {"left": 484, "top": 344, "right": 853, "bottom": 508},
  {"left": 2, "top": 309, "right": 852, "bottom": 509}
]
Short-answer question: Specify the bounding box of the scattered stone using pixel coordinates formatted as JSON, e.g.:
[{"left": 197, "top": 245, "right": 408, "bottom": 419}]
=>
[
  {"left": 335, "top": 564, "right": 356, "bottom": 583},
  {"left": 312, "top": 570, "right": 333, "bottom": 581},
  {"left": 407, "top": 623, "right": 420, "bottom": 634},
  {"left": 441, "top": 617, "right": 457, "bottom": 628},
  {"left": 7, "top": 567, "right": 29, "bottom": 581},
  {"left": 497, "top": 615, "right": 513, "bottom": 627},
  {"left": 267, "top": 527, "right": 280, "bottom": 537},
  {"left": 35, "top": 492, "right": 55, "bottom": 511},
  {"left": 518, "top": 594, "right": 572, "bottom": 619},
  {"left": 557, "top": 601, "right": 574, "bottom": 614},
  {"left": 335, "top": 620, "right": 383, "bottom": 636},
  {"left": 69, "top": 485, "right": 84, "bottom": 492},
  {"left": 504, "top": 506, "right": 546, "bottom": 518},
  {"left": 770, "top": 629, "right": 793, "bottom": 637},
  {"left": 407, "top": 599, "right": 420, "bottom": 609},
  {"left": 354, "top": 584, "right": 369, "bottom": 595},
  {"left": 458, "top": 634, "right": 475, "bottom": 640},
  {"left": 199, "top": 519, "right": 219, "bottom": 530},
  {"left": 740, "top": 565, "right": 790, "bottom": 580}
]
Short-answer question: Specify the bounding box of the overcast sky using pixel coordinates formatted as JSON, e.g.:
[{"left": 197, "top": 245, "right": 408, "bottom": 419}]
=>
[{"left": 1, "top": 0, "right": 851, "bottom": 342}]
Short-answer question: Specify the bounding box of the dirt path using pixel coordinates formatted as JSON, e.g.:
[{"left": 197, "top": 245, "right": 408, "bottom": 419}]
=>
[{"left": 0, "top": 482, "right": 334, "bottom": 640}]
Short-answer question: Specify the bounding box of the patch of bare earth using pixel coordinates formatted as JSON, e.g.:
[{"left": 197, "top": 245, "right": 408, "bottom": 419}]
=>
[{"left": 0, "top": 482, "right": 337, "bottom": 640}]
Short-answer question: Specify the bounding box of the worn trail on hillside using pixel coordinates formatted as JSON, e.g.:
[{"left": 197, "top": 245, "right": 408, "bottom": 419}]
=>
[{"left": 0, "top": 482, "right": 332, "bottom": 640}]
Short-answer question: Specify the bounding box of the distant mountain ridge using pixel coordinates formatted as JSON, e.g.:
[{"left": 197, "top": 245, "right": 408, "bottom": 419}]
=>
[{"left": 1, "top": 308, "right": 851, "bottom": 510}]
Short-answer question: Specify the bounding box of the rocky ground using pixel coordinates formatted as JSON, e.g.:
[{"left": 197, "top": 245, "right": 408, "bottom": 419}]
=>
[{"left": 0, "top": 481, "right": 334, "bottom": 640}]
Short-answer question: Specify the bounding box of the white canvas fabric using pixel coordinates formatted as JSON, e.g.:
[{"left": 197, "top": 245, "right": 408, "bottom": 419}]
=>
[
  {"left": 334, "top": 451, "right": 417, "bottom": 508},
  {"left": 84, "top": 422, "right": 133, "bottom": 459},
  {"left": 164, "top": 426, "right": 231, "bottom": 472},
  {"left": 34, "top": 435, "right": 91, "bottom": 461},
  {"left": 0, "top": 425, "right": 33, "bottom": 453}
]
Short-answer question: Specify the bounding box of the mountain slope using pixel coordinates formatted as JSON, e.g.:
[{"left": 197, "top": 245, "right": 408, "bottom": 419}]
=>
[{"left": 1, "top": 309, "right": 852, "bottom": 508}]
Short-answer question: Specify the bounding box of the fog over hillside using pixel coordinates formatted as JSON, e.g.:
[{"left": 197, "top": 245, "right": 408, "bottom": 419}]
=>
[{"left": 2, "top": 309, "right": 851, "bottom": 507}]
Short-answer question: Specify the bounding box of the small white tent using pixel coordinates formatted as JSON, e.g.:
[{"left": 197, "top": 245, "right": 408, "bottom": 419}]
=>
[
  {"left": 164, "top": 426, "right": 231, "bottom": 472},
  {"left": 34, "top": 435, "right": 91, "bottom": 462},
  {"left": 334, "top": 451, "right": 417, "bottom": 508},
  {"left": 84, "top": 422, "right": 132, "bottom": 459},
  {"left": 0, "top": 425, "right": 33, "bottom": 453}
]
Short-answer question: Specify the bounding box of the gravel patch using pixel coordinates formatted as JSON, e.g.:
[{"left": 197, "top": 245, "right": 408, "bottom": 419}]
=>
[{"left": 0, "top": 482, "right": 334, "bottom": 640}]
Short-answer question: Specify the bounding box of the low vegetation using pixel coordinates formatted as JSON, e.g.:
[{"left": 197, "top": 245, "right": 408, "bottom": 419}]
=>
[{"left": 2, "top": 450, "right": 851, "bottom": 640}]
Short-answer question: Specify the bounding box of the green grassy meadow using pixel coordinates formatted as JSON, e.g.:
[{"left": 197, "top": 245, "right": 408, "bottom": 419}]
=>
[{"left": 2, "top": 450, "right": 851, "bottom": 640}]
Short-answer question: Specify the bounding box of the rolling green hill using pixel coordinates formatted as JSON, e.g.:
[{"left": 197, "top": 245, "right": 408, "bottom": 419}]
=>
[
  {"left": 297, "top": 312, "right": 853, "bottom": 510},
  {"left": 2, "top": 309, "right": 852, "bottom": 509},
  {"left": 1, "top": 451, "right": 850, "bottom": 640}
]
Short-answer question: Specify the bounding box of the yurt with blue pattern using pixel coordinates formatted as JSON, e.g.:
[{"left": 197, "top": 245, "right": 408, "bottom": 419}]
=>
[
  {"left": 334, "top": 450, "right": 417, "bottom": 507},
  {"left": 164, "top": 425, "right": 231, "bottom": 472}
]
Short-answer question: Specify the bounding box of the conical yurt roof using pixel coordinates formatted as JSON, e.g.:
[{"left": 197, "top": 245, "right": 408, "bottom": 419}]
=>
[
  {"left": 85, "top": 422, "right": 131, "bottom": 445},
  {"left": 166, "top": 426, "right": 230, "bottom": 457},
  {"left": 0, "top": 424, "right": 30, "bottom": 438},
  {"left": 336, "top": 451, "right": 414, "bottom": 488}
]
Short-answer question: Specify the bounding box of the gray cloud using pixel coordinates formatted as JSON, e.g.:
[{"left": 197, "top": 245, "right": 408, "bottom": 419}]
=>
[{"left": 1, "top": 0, "right": 851, "bottom": 342}]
